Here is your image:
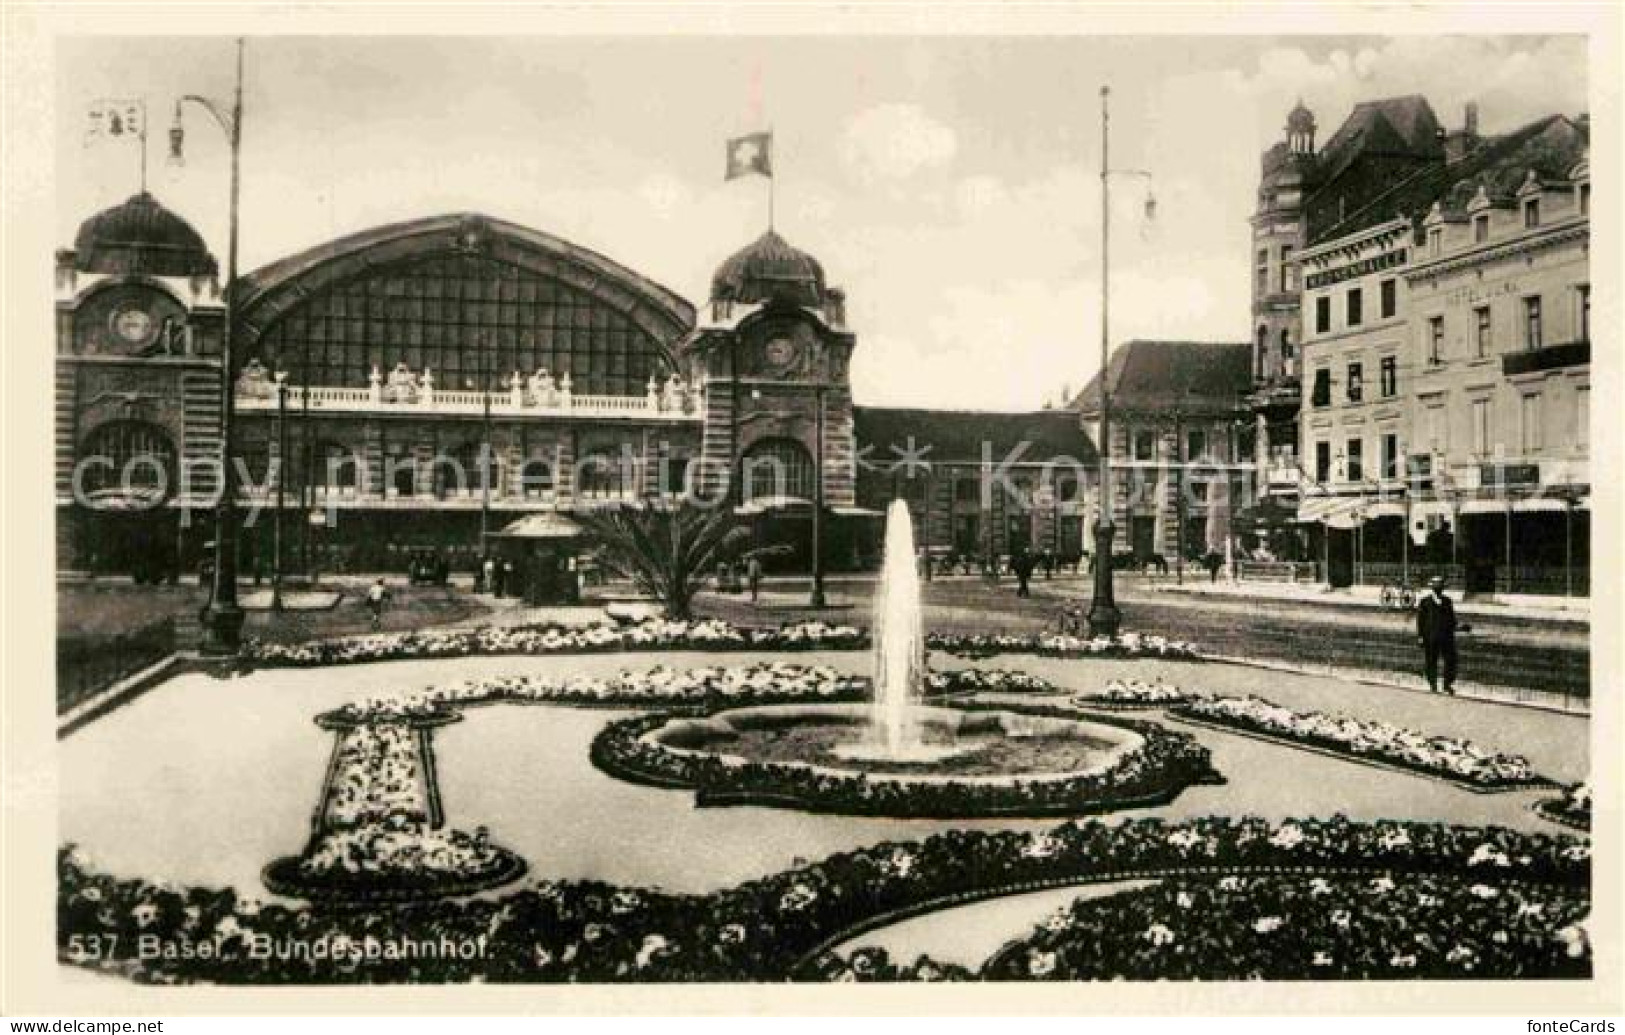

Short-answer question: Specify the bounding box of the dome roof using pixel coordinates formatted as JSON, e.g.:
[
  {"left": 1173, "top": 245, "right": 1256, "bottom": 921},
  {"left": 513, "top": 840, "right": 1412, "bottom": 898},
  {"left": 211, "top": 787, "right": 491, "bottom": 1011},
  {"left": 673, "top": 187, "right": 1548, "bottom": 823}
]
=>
[
  {"left": 1286, "top": 99, "right": 1317, "bottom": 132},
  {"left": 710, "top": 230, "right": 826, "bottom": 308},
  {"left": 72, "top": 192, "right": 218, "bottom": 277}
]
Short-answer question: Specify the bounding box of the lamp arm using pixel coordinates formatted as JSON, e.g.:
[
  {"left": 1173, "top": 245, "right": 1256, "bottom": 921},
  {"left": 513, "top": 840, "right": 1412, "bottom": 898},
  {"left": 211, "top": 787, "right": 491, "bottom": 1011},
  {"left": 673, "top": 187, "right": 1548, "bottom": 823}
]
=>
[{"left": 179, "top": 94, "right": 236, "bottom": 138}]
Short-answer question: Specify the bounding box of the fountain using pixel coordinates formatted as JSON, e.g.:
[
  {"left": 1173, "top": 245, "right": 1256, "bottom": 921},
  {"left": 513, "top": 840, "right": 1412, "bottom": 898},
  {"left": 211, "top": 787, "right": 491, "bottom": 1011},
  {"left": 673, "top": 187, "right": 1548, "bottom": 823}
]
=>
[
  {"left": 602, "top": 502, "right": 1216, "bottom": 817},
  {"left": 834, "top": 499, "right": 967, "bottom": 764}
]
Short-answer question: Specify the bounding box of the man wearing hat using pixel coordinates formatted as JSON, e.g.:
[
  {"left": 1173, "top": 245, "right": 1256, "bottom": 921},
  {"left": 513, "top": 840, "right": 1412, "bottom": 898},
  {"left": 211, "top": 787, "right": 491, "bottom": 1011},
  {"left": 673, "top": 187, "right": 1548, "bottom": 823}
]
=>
[{"left": 1415, "top": 575, "right": 1459, "bottom": 695}]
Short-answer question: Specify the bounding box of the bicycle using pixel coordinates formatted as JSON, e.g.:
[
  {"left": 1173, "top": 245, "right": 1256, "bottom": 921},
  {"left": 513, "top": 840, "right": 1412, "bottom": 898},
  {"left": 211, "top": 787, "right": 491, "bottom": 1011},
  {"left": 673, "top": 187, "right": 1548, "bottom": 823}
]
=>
[{"left": 1379, "top": 579, "right": 1417, "bottom": 611}]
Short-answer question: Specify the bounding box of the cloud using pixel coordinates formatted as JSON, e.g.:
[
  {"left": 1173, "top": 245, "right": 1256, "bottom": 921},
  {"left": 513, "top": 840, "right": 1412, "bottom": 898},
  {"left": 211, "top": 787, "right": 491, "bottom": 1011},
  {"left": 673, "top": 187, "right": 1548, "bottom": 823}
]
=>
[{"left": 840, "top": 103, "right": 958, "bottom": 184}]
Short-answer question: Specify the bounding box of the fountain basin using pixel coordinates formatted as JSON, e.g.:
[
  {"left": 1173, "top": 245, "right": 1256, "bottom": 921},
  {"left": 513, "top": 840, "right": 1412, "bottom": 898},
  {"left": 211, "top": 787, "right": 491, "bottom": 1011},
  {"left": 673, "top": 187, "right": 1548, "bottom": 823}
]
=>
[
  {"left": 649, "top": 704, "right": 1144, "bottom": 783},
  {"left": 593, "top": 703, "right": 1220, "bottom": 818}
]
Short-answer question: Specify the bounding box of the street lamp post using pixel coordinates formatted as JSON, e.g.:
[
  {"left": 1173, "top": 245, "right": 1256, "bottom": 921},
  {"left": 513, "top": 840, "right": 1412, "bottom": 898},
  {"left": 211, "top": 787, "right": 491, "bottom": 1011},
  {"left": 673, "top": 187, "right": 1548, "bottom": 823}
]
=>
[
  {"left": 1087, "top": 85, "right": 1156, "bottom": 638},
  {"left": 810, "top": 383, "right": 827, "bottom": 608},
  {"left": 271, "top": 371, "right": 287, "bottom": 611},
  {"left": 177, "top": 38, "right": 247, "bottom": 655}
]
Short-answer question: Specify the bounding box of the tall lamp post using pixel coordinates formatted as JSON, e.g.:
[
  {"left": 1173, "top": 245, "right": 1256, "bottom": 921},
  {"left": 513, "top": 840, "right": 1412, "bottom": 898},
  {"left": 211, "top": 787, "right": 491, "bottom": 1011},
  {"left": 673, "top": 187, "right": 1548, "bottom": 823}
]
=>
[
  {"left": 810, "top": 383, "right": 827, "bottom": 607},
  {"left": 271, "top": 370, "right": 287, "bottom": 611},
  {"left": 1087, "top": 84, "right": 1156, "bottom": 637},
  {"left": 174, "top": 38, "right": 247, "bottom": 654}
]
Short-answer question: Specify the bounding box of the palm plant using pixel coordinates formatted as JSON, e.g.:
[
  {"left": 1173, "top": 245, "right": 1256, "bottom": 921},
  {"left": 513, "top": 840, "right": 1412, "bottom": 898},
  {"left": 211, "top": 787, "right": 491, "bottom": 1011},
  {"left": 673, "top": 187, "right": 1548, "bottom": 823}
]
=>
[{"left": 573, "top": 502, "right": 749, "bottom": 619}]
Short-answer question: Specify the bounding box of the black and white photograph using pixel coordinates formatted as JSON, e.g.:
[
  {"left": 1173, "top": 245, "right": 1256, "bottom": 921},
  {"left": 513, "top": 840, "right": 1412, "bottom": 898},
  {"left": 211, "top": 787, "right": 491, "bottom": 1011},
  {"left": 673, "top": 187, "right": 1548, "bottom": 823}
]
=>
[{"left": 1, "top": 1, "right": 1619, "bottom": 1021}]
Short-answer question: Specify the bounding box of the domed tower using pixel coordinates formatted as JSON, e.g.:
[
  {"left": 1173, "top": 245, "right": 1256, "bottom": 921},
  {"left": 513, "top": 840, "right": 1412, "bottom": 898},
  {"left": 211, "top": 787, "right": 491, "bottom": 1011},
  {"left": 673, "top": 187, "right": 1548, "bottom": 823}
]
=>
[
  {"left": 55, "top": 192, "right": 224, "bottom": 575},
  {"left": 1247, "top": 100, "right": 1322, "bottom": 510},
  {"left": 683, "top": 228, "right": 858, "bottom": 529},
  {"left": 1286, "top": 99, "right": 1317, "bottom": 156}
]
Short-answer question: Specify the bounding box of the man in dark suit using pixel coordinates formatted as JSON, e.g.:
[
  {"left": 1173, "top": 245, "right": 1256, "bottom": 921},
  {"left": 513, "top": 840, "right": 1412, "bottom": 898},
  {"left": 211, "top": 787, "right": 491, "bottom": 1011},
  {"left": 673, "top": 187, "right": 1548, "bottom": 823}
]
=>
[{"left": 1416, "top": 575, "right": 1459, "bottom": 695}]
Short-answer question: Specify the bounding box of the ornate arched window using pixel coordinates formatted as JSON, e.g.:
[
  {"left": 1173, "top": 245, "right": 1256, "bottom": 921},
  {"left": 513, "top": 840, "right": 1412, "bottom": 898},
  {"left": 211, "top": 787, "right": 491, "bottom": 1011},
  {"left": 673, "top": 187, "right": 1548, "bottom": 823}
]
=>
[
  {"left": 314, "top": 441, "right": 361, "bottom": 493},
  {"left": 438, "top": 441, "right": 495, "bottom": 496},
  {"left": 518, "top": 456, "right": 554, "bottom": 498},
  {"left": 78, "top": 420, "right": 175, "bottom": 504},
  {"left": 743, "top": 437, "right": 815, "bottom": 503},
  {"left": 578, "top": 448, "right": 633, "bottom": 500}
]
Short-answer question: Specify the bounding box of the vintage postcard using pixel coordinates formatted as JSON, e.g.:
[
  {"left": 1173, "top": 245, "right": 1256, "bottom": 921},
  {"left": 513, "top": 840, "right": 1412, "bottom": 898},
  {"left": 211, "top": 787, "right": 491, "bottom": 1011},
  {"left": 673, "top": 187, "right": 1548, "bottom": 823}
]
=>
[{"left": 2, "top": 0, "right": 1620, "bottom": 1019}]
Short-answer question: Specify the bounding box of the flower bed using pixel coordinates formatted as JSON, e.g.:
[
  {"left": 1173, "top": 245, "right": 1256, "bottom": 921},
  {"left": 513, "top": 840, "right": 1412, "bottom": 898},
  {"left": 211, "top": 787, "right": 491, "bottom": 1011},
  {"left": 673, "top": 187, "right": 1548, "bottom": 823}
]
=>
[
  {"left": 320, "top": 663, "right": 1051, "bottom": 724},
  {"left": 591, "top": 703, "right": 1221, "bottom": 819},
  {"left": 832, "top": 871, "right": 1590, "bottom": 981},
  {"left": 927, "top": 630, "right": 1199, "bottom": 660},
  {"left": 59, "top": 816, "right": 1589, "bottom": 984},
  {"left": 241, "top": 619, "right": 868, "bottom": 668},
  {"left": 263, "top": 820, "right": 528, "bottom": 904},
  {"left": 1072, "top": 677, "right": 1193, "bottom": 710},
  {"left": 240, "top": 620, "right": 1198, "bottom": 668},
  {"left": 1172, "top": 695, "right": 1547, "bottom": 790},
  {"left": 1534, "top": 782, "right": 1592, "bottom": 832},
  {"left": 923, "top": 668, "right": 1057, "bottom": 697}
]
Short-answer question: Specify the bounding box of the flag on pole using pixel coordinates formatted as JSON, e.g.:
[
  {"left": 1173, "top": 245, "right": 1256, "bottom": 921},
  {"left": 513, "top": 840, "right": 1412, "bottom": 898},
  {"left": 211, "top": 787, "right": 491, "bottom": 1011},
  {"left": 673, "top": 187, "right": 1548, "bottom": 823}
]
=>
[
  {"left": 86, "top": 98, "right": 145, "bottom": 143},
  {"left": 725, "top": 131, "right": 772, "bottom": 180}
]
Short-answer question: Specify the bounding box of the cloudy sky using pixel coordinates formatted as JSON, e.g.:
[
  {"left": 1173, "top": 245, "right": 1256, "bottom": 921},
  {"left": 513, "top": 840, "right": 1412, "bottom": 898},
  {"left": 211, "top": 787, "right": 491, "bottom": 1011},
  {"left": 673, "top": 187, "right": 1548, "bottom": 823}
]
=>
[{"left": 55, "top": 34, "right": 1587, "bottom": 409}]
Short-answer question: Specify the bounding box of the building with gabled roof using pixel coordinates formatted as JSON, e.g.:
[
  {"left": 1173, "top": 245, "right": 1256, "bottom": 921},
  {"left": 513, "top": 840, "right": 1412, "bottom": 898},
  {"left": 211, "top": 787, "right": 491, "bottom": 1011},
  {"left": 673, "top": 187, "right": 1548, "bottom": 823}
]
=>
[{"left": 1068, "top": 340, "right": 1253, "bottom": 564}]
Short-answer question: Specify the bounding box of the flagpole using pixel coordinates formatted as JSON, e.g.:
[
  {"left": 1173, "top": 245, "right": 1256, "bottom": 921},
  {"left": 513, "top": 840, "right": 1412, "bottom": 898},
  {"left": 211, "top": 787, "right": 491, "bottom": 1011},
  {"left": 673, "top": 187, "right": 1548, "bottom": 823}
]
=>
[
  {"left": 139, "top": 98, "right": 148, "bottom": 193},
  {"left": 767, "top": 128, "right": 775, "bottom": 232}
]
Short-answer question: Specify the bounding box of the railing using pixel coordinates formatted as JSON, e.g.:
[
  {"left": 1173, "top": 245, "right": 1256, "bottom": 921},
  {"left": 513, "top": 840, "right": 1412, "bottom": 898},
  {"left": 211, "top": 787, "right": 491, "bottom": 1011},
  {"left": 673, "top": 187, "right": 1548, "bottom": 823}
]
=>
[
  {"left": 1234, "top": 560, "right": 1321, "bottom": 584},
  {"left": 236, "top": 383, "right": 702, "bottom": 420},
  {"left": 57, "top": 615, "right": 177, "bottom": 715}
]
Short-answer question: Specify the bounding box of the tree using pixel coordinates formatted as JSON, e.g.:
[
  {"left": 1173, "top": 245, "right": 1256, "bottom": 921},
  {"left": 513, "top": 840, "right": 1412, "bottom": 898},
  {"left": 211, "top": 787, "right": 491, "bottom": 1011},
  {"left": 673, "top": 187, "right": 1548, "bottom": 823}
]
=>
[{"left": 573, "top": 502, "right": 748, "bottom": 620}]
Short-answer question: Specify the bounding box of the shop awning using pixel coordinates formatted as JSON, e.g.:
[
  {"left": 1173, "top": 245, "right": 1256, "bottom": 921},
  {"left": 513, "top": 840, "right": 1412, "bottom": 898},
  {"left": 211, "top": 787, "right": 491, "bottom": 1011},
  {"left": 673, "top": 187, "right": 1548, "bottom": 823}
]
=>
[
  {"left": 1296, "top": 495, "right": 1363, "bottom": 528},
  {"left": 735, "top": 494, "right": 812, "bottom": 515},
  {"left": 1512, "top": 496, "right": 1582, "bottom": 513},
  {"left": 1358, "top": 501, "right": 1408, "bottom": 520},
  {"left": 493, "top": 512, "right": 583, "bottom": 538}
]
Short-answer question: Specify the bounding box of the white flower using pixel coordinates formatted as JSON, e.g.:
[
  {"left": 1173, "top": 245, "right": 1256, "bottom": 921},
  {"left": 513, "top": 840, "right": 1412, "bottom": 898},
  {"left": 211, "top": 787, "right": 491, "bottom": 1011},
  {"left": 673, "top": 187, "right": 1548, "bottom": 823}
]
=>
[
  {"left": 1389, "top": 953, "right": 1417, "bottom": 969},
  {"left": 1469, "top": 884, "right": 1500, "bottom": 899},
  {"left": 1175, "top": 892, "right": 1195, "bottom": 910},
  {"left": 1252, "top": 916, "right": 1284, "bottom": 934},
  {"left": 635, "top": 934, "right": 670, "bottom": 968},
  {"left": 1269, "top": 824, "right": 1305, "bottom": 849},
  {"left": 1143, "top": 923, "right": 1177, "bottom": 947},
  {"left": 1028, "top": 951, "right": 1058, "bottom": 977},
  {"left": 1556, "top": 920, "right": 1590, "bottom": 959},
  {"left": 1311, "top": 950, "right": 1334, "bottom": 967},
  {"left": 131, "top": 902, "right": 159, "bottom": 927}
]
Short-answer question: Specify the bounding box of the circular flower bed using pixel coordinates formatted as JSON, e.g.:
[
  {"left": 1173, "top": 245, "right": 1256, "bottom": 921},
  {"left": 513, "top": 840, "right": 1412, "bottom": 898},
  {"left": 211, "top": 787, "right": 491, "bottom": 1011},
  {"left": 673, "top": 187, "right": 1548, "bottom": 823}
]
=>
[
  {"left": 1073, "top": 677, "right": 1193, "bottom": 710},
  {"left": 591, "top": 703, "right": 1221, "bottom": 818},
  {"left": 59, "top": 816, "right": 1589, "bottom": 984},
  {"left": 1172, "top": 695, "right": 1548, "bottom": 790},
  {"left": 1534, "top": 782, "right": 1592, "bottom": 832}
]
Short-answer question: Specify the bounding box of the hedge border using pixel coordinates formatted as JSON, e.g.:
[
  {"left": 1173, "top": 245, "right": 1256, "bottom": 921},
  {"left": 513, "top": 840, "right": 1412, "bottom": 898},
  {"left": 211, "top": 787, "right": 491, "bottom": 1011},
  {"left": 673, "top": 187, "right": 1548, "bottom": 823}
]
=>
[
  {"left": 590, "top": 703, "right": 1223, "bottom": 820},
  {"left": 1531, "top": 799, "right": 1591, "bottom": 832}
]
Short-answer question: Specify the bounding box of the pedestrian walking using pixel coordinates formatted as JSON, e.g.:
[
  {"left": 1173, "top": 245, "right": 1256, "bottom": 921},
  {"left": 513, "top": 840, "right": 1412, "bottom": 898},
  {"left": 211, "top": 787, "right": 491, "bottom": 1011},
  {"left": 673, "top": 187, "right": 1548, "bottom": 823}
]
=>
[
  {"left": 481, "top": 555, "right": 496, "bottom": 595},
  {"left": 1012, "top": 548, "right": 1036, "bottom": 598},
  {"left": 1203, "top": 549, "right": 1223, "bottom": 583},
  {"left": 365, "top": 577, "right": 390, "bottom": 629},
  {"left": 498, "top": 559, "right": 514, "bottom": 598},
  {"left": 746, "top": 555, "right": 764, "bottom": 604},
  {"left": 1416, "top": 575, "right": 1460, "bottom": 695}
]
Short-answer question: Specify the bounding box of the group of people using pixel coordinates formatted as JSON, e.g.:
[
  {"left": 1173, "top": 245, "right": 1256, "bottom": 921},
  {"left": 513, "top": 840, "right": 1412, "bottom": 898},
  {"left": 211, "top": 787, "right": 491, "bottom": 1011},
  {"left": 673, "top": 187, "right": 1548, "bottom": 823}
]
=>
[{"left": 478, "top": 555, "right": 521, "bottom": 598}]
